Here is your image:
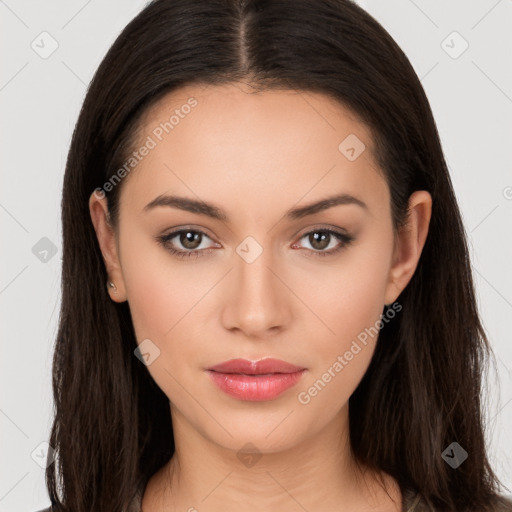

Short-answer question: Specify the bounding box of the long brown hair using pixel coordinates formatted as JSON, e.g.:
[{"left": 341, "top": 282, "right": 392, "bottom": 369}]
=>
[{"left": 46, "top": 0, "right": 510, "bottom": 510}]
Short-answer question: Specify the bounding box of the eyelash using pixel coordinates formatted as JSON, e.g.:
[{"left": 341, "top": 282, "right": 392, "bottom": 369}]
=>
[{"left": 157, "top": 227, "right": 355, "bottom": 260}]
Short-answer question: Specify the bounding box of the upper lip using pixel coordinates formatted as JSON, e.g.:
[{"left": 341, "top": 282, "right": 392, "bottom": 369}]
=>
[{"left": 206, "top": 358, "right": 305, "bottom": 375}]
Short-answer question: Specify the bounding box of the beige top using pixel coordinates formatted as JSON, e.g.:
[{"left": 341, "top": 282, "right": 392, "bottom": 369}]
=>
[
  {"left": 122, "top": 479, "right": 421, "bottom": 511},
  {"left": 35, "top": 483, "right": 512, "bottom": 511},
  {"left": 123, "top": 482, "right": 512, "bottom": 512},
  {"left": 123, "top": 482, "right": 447, "bottom": 512}
]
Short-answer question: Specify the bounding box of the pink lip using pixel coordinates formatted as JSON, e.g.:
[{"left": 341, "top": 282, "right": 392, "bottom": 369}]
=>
[{"left": 205, "top": 358, "right": 306, "bottom": 401}]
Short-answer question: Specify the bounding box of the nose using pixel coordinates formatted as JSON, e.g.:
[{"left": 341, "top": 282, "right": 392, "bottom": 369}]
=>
[{"left": 219, "top": 240, "right": 292, "bottom": 339}]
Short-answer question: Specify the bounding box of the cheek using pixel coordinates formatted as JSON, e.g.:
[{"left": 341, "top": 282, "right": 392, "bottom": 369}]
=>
[
  {"left": 120, "top": 230, "right": 211, "bottom": 340},
  {"left": 294, "top": 241, "right": 392, "bottom": 351},
  {"left": 121, "top": 241, "right": 210, "bottom": 410},
  {"left": 294, "top": 235, "right": 393, "bottom": 402},
  {"left": 333, "top": 258, "right": 390, "bottom": 344},
  {"left": 120, "top": 234, "right": 221, "bottom": 395}
]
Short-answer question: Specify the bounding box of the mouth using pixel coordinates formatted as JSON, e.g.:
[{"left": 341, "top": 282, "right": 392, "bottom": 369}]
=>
[{"left": 205, "top": 358, "right": 306, "bottom": 401}]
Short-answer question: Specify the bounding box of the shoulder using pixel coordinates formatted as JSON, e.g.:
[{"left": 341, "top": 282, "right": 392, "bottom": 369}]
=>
[
  {"left": 403, "top": 490, "right": 512, "bottom": 512},
  {"left": 31, "top": 494, "right": 512, "bottom": 512}
]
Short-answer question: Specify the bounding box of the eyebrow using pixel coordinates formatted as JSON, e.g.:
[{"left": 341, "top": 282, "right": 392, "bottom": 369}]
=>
[{"left": 143, "top": 192, "right": 367, "bottom": 221}]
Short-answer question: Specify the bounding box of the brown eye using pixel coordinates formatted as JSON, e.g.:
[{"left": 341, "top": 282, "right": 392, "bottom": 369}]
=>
[
  {"left": 293, "top": 229, "right": 355, "bottom": 257},
  {"left": 157, "top": 228, "right": 219, "bottom": 260},
  {"left": 179, "top": 231, "right": 202, "bottom": 250},
  {"left": 308, "top": 231, "right": 331, "bottom": 250}
]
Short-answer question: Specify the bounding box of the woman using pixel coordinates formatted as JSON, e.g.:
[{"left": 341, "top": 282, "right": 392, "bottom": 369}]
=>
[{"left": 38, "top": 0, "right": 512, "bottom": 511}]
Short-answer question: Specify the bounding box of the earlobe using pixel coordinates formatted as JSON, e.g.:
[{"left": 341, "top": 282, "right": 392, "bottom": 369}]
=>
[
  {"left": 384, "top": 190, "right": 432, "bottom": 305},
  {"left": 88, "top": 192, "right": 128, "bottom": 302}
]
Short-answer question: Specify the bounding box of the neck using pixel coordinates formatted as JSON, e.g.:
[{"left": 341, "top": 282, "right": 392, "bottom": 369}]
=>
[{"left": 142, "top": 402, "right": 402, "bottom": 512}]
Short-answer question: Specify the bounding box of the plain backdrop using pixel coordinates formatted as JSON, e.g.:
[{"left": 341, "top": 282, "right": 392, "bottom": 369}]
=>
[{"left": 1, "top": 1, "right": 511, "bottom": 510}]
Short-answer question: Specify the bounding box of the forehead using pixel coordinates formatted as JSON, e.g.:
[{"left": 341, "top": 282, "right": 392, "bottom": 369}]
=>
[
  {"left": 120, "top": 82, "right": 389, "bottom": 220},
  {"left": 137, "top": 82, "right": 375, "bottom": 155}
]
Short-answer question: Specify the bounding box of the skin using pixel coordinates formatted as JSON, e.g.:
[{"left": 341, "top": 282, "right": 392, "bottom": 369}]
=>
[{"left": 89, "top": 82, "right": 432, "bottom": 512}]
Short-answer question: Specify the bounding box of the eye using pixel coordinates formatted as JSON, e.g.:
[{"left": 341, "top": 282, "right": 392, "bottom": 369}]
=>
[
  {"left": 157, "top": 228, "right": 219, "bottom": 260},
  {"left": 292, "top": 228, "right": 354, "bottom": 257},
  {"left": 157, "top": 226, "right": 355, "bottom": 260}
]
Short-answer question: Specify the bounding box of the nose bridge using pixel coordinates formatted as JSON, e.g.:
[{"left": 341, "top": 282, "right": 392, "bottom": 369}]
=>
[
  {"left": 237, "top": 235, "right": 275, "bottom": 297},
  {"left": 220, "top": 232, "right": 290, "bottom": 336}
]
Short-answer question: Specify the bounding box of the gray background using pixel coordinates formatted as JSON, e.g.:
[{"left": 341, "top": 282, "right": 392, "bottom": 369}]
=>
[{"left": 1, "top": 0, "right": 511, "bottom": 510}]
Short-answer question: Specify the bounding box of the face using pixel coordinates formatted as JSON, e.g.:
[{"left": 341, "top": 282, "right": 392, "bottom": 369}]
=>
[{"left": 90, "top": 82, "right": 431, "bottom": 455}]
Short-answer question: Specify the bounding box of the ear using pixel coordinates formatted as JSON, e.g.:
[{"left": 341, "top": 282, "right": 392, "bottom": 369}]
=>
[
  {"left": 88, "top": 190, "right": 127, "bottom": 302},
  {"left": 384, "top": 190, "right": 432, "bottom": 305}
]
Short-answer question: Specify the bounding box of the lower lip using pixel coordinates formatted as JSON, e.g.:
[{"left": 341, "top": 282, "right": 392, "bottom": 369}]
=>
[{"left": 206, "top": 370, "right": 305, "bottom": 401}]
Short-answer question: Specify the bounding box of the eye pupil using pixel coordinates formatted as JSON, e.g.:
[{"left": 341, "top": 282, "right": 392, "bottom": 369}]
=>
[
  {"left": 310, "top": 231, "right": 330, "bottom": 250},
  {"left": 181, "top": 231, "right": 201, "bottom": 249}
]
